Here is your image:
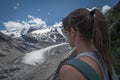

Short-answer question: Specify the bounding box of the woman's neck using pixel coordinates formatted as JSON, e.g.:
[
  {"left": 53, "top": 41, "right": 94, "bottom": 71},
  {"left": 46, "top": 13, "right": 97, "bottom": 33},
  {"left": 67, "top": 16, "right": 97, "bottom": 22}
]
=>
[{"left": 75, "top": 39, "right": 97, "bottom": 55}]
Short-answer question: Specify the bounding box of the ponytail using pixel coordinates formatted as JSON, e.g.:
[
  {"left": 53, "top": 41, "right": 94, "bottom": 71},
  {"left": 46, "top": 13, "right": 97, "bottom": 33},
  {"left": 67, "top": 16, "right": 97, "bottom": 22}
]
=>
[{"left": 91, "top": 9, "right": 113, "bottom": 74}]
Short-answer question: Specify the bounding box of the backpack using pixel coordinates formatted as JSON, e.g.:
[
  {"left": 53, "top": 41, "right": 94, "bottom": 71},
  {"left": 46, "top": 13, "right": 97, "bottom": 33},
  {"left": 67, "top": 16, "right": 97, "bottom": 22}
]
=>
[{"left": 65, "top": 52, "right": 119, "bottom": 80}]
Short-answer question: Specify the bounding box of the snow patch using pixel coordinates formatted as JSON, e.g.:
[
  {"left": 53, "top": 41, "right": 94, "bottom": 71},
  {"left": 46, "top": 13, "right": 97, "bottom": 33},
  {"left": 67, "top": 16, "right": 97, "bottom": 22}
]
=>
[
  {"left": 53, "top": 22, "right": 62, "bottom": 28},
  {"left": 31, "top": 28, "right": 51, "bottom": 34},
  {"left": 56, "top": 27, "right": 66, "bottom": 38}
]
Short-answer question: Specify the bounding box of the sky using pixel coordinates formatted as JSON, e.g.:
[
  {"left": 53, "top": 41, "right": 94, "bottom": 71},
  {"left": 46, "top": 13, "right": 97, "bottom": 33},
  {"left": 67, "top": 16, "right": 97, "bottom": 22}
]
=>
[{"left": 0, "top": 0, "right": 119, "bottom": 30}]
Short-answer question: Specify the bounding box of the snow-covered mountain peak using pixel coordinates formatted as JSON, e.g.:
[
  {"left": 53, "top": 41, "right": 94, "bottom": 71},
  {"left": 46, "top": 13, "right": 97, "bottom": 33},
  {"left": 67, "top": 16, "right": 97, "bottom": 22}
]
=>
[
  {"left": 30, "top": 22, "right": 63, "bottom": 35},
  {"left": 28, "top": 23, "right": 66, "bottom": 43},
  {"left": 53, "top": 22, "right": 62, "bottom": 28},
  {"left": 1, "top": 16, "right": 66, "bottom": 43},
  {"left": 31, "top": 28, "right": 51, "bottom": 35},
  {"left": 1, "top": 15, "right": 47, "bottom": 37}
]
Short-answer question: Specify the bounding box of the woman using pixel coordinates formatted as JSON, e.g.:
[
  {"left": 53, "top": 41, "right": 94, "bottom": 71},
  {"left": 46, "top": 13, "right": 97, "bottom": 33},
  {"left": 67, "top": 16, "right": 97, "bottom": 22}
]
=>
[{"left": 59, "top": 8, "right": 118, "bottom": 80}]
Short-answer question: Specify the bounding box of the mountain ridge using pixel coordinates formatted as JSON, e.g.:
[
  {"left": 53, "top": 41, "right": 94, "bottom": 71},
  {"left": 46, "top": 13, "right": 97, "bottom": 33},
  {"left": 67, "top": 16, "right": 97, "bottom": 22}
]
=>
[{"left": 105, "top": 1, "right": 120, "bottom": 74}]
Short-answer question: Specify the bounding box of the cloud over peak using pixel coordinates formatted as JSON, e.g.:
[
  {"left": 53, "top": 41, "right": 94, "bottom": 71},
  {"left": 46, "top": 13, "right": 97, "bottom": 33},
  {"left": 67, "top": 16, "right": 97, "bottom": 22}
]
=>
[
  {"left": 2, "top": 15, "right": 47, "bottom": 37},
  {"left": 102, "top": 5, "right": 111, "bottom": 14}
]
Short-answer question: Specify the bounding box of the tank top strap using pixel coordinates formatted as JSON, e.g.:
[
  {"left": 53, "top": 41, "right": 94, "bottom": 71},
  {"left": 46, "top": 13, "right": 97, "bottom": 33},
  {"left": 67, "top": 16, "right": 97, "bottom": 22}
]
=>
[{"left": 76, "top": 52, "right": 110, "bottom": 80}]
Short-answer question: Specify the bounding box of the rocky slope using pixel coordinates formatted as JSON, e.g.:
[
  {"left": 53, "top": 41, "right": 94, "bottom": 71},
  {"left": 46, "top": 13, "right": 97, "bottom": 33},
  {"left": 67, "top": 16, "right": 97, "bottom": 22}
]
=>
[
  {"left": 0, "top": 42, "right": 71, "bottom": 80},
  {"left": 0, "top": 21, "right": 67, "bottom": 80},
  {"left": 105, "top": 1, "right": 120, "bottom": 74},
  {"left": 0, "top": 32, "right": 26, "bottom": 64}
]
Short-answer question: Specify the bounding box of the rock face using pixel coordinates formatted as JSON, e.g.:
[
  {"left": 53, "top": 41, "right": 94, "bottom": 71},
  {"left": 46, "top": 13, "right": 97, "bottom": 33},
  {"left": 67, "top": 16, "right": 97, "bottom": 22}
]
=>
[
  {"left": 0, "top": 30, "right": 58, "bottom": 65},
  {"left": 0, "top": 20, "right": 67, "bottom": 80},
  {"left": 25, "top": 45, "right": 73, "bottom": 80},
  {"left": 0, "top": 42, "right": 71, "bottom": 80},
  {"left": 105, "top": 1, "right": 120, "bottom": 74},
  {"left": 0, "top": 32, "right": 25, "bottom": 64}
]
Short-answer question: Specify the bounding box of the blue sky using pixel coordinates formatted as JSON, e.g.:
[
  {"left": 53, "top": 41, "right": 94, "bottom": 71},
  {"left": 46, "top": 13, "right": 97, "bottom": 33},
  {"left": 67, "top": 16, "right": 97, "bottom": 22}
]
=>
[{"left": 0, "top": 0, "right": 119, "bottom": 30}]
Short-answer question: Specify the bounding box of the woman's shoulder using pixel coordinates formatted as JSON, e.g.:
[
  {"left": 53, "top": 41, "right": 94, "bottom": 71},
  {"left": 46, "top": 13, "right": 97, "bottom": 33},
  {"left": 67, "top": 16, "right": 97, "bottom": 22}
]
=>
[
  {"left": 59, "top": 64, "right": 87, "bottom": 80},
  {"left": 79, "top": 55, "right": 103, "bottom": 79},
  {"left": 60, "top": 55, "right": 103, "bottom": 80}
]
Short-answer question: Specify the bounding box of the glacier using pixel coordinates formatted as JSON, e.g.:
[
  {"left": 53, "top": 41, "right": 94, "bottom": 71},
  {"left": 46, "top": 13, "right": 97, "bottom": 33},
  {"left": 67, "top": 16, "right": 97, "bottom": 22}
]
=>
[{"left": 21, "top": 43, "right": 67, "bottom": 66}]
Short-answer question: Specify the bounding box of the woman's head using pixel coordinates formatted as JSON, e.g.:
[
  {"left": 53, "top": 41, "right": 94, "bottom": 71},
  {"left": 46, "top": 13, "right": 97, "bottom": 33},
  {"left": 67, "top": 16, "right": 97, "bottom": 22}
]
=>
[
  {"left": 62, "top": 8, "right": 113, "bottom": 74},
  {"left": 62, "top": 8, "right": 94, "bottom": 42}
]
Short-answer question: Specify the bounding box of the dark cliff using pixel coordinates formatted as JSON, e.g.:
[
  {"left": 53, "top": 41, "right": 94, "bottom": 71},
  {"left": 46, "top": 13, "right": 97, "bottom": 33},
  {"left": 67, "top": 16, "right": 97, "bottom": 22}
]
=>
[{"left": 105, "top": 1, "right": 120, "bottom": 74}]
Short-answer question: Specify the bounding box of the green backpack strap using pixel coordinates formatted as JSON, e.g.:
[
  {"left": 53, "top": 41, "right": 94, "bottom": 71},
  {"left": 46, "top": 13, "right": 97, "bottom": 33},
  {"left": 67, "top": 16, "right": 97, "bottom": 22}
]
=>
[{"left": 65, "top": 58, "right": 102, "bottom": 80}]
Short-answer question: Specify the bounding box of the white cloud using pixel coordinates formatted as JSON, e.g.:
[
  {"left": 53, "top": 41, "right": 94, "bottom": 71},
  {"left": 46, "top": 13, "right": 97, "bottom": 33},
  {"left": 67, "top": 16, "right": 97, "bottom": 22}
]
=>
[
  {"left": 3, "top": 21, "right": 24, "bottom": 37},
  {"left": 3, "top": 15, "right": 47, "bottom": 37},
  {"left": 3, "top": 21, "right": 23, "bottom": 32},
  {"left": 28, "top": 15, "right": 47, "bottom": 28},
  {"left": 102, "top": 5, "right": 111, "bottom": 14},
  {"left": 87, "top": 5, "right": 111, "bottom": 14}
]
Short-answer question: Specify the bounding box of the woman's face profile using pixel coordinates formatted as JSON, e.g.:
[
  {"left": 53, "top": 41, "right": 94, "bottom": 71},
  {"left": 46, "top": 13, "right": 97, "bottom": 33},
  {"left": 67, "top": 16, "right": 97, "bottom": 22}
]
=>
[{"left": 63, "top": 27, "right": 76, "bottom": 47}]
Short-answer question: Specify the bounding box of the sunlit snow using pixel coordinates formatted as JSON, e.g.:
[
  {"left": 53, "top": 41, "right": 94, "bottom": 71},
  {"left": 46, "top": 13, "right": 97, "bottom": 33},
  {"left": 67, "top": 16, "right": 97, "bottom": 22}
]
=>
[
  {"left": 21, "top": 43, "right": 67, "bottom": 66},
  {"left": 31, "top": 28, "right": 51, "bottom": 34}
]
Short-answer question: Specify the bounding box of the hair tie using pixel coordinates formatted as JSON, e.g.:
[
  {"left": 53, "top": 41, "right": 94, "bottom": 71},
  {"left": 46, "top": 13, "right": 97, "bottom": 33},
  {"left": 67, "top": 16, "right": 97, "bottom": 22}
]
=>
[{"left": 90, "top": 9, "right": 96, "bottom": 17}]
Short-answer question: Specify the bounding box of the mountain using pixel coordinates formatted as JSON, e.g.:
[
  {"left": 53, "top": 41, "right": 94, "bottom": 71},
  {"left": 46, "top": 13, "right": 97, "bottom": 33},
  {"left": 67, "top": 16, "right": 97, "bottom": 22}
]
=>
[
  {"left": 105, "top": 1, "right": 120, "bottom": 74},
  {"left": 0, "top": 32, "right": 27, "bottom": 64},
  {"left": 0, "top": 30, "right": 54, "bottom": 65},
  {"left": 0, "top": 21, "right": 67, "bottom": 68},
  {"left": 0, "top": 21, "right": 69, "bottom": 80},
  {"left": 27, "top": 25, "right": 66, "bottom": 43},
  {"left": 1, "top": 21, "right": 66, "bottom": 44},
  {"left": 0, "top": 32, "right": 12, "bottom": 42},
  {"left": 1, "top": 15, "right": 47, "bottom": 38},
  {"left": 1, "top": 23, "right": 47, "bottom": 38}
]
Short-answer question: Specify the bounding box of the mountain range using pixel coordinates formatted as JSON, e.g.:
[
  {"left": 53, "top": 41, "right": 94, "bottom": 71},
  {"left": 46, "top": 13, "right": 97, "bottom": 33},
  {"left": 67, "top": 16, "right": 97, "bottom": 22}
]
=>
[
  {"left": 0, "top": 20, "right": 68, "bottom": 80},
  {"left": 0, "top": 21, "right": 66, "bottom": 65}
]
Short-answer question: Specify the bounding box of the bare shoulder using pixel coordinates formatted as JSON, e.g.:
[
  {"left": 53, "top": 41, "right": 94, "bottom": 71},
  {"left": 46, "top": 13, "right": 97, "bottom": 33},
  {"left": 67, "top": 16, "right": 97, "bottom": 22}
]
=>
[
  {"left": 79, "top": 56, "right": 103, "bottom": 79},
  {"left": 59, "top": 64, "right": 87, "bottom": 80}
]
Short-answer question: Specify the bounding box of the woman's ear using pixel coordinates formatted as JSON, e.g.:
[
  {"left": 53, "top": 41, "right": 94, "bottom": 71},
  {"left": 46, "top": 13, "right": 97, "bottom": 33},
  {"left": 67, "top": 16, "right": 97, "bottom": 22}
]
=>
[{"left": 70, "top": 27, "right": 76, "bottom": 38}]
